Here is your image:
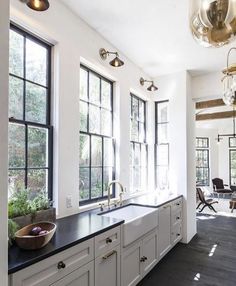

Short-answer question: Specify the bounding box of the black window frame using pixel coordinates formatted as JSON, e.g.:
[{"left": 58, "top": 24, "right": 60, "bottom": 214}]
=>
[
  {"left": 130, "top": 93, "right": 148, "bottom": 193},
  {"left": 155, "top": 100, "right": 169, "bottom": 189},
  {"left": 196, "top": 137, "right": 210, "bottom": 187},
  {"left": 79, "top": 64, "right": 115, "bottom": 205},
  {"left": 9, "top": 23, "right": 53, "bottom": 200}
]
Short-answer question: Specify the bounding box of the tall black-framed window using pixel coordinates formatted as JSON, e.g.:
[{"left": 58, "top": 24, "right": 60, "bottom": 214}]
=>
[
  {"left": 196, "top": 137, "right": 209, "bottom": 186},
  {"left": 229, "top": 137, "right": 236, "bottom": 186},
  {"left": 130, "top": 94, "right": 147, "bottom": 193},
  {"left": 8, "top": 24, "right": 53, "bottom": 199},
  {"left": 79, "top": 65, "right": 115, "bottom": 205},
  {"left": 155, "top": 101, "right": 169, "bottom": 190}
]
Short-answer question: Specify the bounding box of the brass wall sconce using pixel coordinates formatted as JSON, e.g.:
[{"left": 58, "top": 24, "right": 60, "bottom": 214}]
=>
[
  {"left": 140, "top": 77, "right": 158, "bottom": 92},
  {"left": 21, "top": 0, "right": 50, "bottom": 11},
  {"left": 99, "top": 48, "right": 124, "bottom": 67}
]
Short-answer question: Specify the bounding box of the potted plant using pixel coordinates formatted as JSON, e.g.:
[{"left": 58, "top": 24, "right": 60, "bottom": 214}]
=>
[
  {"left": 8, "top": 188, "right": 56, "bottom": 229},
  {"left": 8, "top": 219, "right": 19, "bottom": 247}
]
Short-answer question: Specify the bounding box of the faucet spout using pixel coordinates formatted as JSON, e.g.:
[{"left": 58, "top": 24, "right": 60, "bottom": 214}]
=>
[{"left": 107, "top": 180, "right": 124, "bottom": 208}]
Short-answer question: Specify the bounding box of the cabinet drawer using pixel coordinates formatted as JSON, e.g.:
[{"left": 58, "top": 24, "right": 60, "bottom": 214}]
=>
[
  {"left": 171, "top": 223, "right": 182, "bottom": 245},
  {"left": 95, "top": 226, "right": 120, "bottom": 258},
  {"left": 171, "top": 208, "right": 182, "bottom": 226},
  {"left": 171, "top": 198, "right": 182, "bottom": 212},
  {"left": 11, "top": 238, "right": 94, "bottom": 286}
]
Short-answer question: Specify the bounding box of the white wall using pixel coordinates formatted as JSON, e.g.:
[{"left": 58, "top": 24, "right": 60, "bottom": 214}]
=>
[
  {"left": 10, "top": 0, "right": 155, "bottom": 218},
  {"left": 0, "top": 0, "right": 9, "bottom": 285},
  {"left": 192, "top": 71, "right": 222, "bottom": 100},
  {"left": 155, "top": 71, "right": 196, "bottom": 243}
]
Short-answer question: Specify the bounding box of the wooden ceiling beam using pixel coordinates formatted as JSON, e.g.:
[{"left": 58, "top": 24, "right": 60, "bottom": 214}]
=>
[
  {"left": 196, "top": 99, "right": 225, "bottom": 110},
  {"left": 196, "top": 111, "right": 234, "bottom": 121}
]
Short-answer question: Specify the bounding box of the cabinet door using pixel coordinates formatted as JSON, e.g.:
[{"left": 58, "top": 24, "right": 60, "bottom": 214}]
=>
[
  {"left": 121, "top": 241, "right": 142, "bottom": 286},
  {"left": 95, "top": 245, "right": 120, "bottom": 286},
  {"left": 50, "top": 261, "right": 94, "bottom": 286},
  {"left": 142, "top": 230, "right": 158, "bottom": 277},
  {"left": 171, "top": 223, "right": 182, "bottom": 245},
  {"left": 158, "top": 204, "right": 172, "bottom": 259}
]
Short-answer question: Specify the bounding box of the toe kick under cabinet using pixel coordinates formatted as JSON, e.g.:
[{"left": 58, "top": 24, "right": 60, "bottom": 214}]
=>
[{"left": 9, "top": 226, "right": 121, "bottom": 286}]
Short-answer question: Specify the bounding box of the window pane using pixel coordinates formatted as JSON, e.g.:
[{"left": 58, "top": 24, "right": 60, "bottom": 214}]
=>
[
  {"left": 89, "top": 105, "right": 100, "bottom": 133},
  {"left": 80, "top": 134, "right": 90, "bottom": 166},
  {"left": 196, "top": 150, "right": 208, "bottom": 168},
  {"left": 196, "top": 138, "right": 209, "bottom": 148},
  {"left": 26, "top": 38, "right": 47, "bottom": 86},
  {"left": 131, "top": 119, "right": 138, "bottom": 142},
  {"left": 80, "top": 101, "right": 88, "bottom": 132},
  {"left": 130, "top": 143, "right": 134, "bottom": 166},
  {"left": 141, "top": 145, "right": 147, "bottom": 167},
  {"left": 158, "top": 102, "right": 168, "bottom": 123},
  {"left": 101, "top": 80, "right": 111, "bottom": 109},
  {"left": 156, "top": 144, "right": 169, "bottom": 166},
  {"left": 101, "top": 110, "right": 112, "bottom": 136},
  {"left": 26, "top": 82, "right": 47, "bottom": 124},
  {"left": 80, "top": 68, "right": 88, "bottom": 101},
  {"left": 104, "top": 138, "right": 113, "bottom": 167},
  {"left": 156, "top": 166, "right": 169, "bottom": 189},
  {"left": 132, "top": 97, "right": 139, "bottom": 120},
  {"left": 134, "top": 143, "right": 141, "bottom": 166},
  {"left": 79, "top": 168, "right": 90, "bottom": 201},
  {"left": 8, "top": 170, "right": 25, "bottom": 193},
  {"left": 158, "top": 123, "right": 168, "bottom": 144},
  {"left": 9, "top": 123, "right": 25, "bottom": 168},
  {"left": 91, "top": 168, "right": 102, "bottom": 198},
  {"left": 103, "top": 167, "right": 113, "bottom": 196},
  {"left": 89, "top": 73, "right": 100, "bottom": 104},
  {"left": 28, "top": 126, "right": 47, "bottom": 168},
  {"left": 139, "top": 123, "right": 145, "bottom": 143},
  {"left": 230, "top": 138, "right": 236, "bottom": 148},
  {"left": 91, "top": 136, "right": 102, "bottom": 166},
  {"left": 133, "top": 167, "right": 141, "bottom": 191},
  {"left": 9, "top": 76, "right": 24, "bottom": 120},
  {"left": 9, "top": 30, "right": 24, "bottom": 77},
  {"left": 27, "top": 169, "right": 47, "bottom": 194},
  {"left": 139, "top": 101, "right": 145, "bottom": 122}
]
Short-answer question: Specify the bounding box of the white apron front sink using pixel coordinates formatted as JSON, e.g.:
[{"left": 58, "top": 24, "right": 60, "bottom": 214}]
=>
[{"left": 101, "top": 205, "right": 158, "bottom": 247}]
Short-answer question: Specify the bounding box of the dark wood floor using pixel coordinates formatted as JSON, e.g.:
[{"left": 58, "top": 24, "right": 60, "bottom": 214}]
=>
[{"left": 139, "top": 214, "right": 236, "bottom": 286}]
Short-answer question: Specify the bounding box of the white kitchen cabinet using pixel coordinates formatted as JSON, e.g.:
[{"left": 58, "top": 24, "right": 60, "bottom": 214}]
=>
[
  {"left": 95, "top": 245, "right": 120, "bottom": 286},
  {"left": 158, "top": 198, "right": 183, "bottom": 260},
  {"left": 10, "top": 238, "right": 94, "bottom": 286},
  {"left": 50, "top": 261, "right": 94, "bottom": 286},
  {"left": 158, "top": 203, "right": 172, "bottom": 259},
  {"left": 121, "top": 229, "right": 158, "bottom": 286},
  {"left": 142, "top": 230, "right": 158, "bottom": 277},
  {"left": 121, "top": 241, "right": 142, "bottom": 286}
]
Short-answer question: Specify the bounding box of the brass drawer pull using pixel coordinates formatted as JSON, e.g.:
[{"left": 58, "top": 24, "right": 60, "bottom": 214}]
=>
[
  {"left": 102, "top": 250, "right": 117, "bottom": 260},
  {"left": 57, "top": 261, "right": 66, "bottom": 269}
]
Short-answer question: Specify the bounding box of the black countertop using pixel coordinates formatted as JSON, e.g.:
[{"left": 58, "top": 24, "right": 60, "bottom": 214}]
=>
[
  {"left": 8, "top": 193, "right": 182, "bottom": 274},
  {"left": 8, "top": 212, "right": 124, "bottom": 274}
]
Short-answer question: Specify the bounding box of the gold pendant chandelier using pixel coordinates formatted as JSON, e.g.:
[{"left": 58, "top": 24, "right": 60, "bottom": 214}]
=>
[{"left": 190, "top": 0, "right": 236, "bottom": 47}]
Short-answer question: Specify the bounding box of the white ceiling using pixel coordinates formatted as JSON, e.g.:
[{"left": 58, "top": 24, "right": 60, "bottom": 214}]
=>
[{"left": 60, "top": 0, "right": 236, "bottom": 78}]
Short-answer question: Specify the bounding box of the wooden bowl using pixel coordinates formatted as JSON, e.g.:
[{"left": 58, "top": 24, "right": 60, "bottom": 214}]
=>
[{"left": 15, "top": 221, "right": 56, "bottom": 250}]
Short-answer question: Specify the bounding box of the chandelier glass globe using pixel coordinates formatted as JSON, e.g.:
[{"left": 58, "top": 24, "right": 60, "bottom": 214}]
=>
[
  {"left": 190, "top": 0, "right": 236, "bottom": 47},
  {"left": 222, "top": 75, "right": 236, "bottom": 105}
]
